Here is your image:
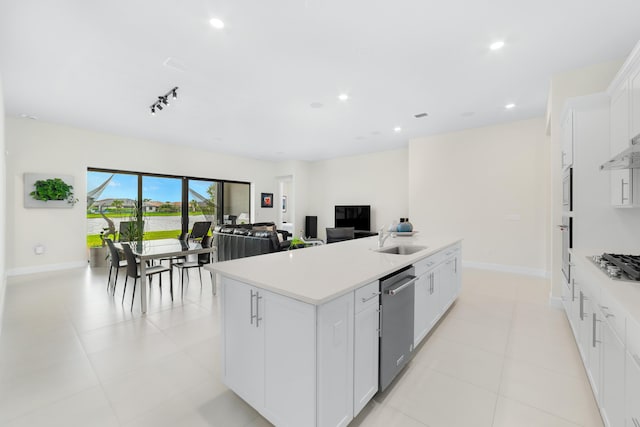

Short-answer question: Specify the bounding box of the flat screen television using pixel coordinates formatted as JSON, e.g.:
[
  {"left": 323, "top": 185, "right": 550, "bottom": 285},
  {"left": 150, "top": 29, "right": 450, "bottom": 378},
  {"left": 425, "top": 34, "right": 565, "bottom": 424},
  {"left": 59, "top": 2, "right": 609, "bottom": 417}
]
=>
[{"left": 335, "top": 205, "right": 371, "bottom": 231}]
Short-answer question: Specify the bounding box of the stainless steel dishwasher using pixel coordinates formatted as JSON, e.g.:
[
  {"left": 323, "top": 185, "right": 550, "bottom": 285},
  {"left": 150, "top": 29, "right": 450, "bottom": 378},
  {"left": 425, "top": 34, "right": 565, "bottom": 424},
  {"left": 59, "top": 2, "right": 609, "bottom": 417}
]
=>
[{"left": 379, "top": 265, "right": 416, "bottom": 392}]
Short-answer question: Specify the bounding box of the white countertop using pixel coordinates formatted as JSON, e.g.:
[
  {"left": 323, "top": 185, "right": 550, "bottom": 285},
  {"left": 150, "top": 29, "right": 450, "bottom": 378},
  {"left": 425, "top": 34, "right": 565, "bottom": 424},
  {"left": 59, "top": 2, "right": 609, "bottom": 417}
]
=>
[
  {"left": 205, "top": 234, "right": 461, "bottom": 305},
  {"left": 572, "top": 248, "right": 640, "bottom": 327}
]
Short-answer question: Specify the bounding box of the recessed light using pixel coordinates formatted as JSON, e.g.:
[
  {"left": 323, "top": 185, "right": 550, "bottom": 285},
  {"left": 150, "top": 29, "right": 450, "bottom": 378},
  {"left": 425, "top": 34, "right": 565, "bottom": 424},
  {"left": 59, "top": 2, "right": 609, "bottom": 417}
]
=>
[
  {"left": 505, "top": 103, "right": 516, "bottom": 109},
  {"left": 310, "top": 102, "right": 323, "bottom": 109},
  {"left": 209, "top": 18, "right": 225, "bottom": 29},
  {"left": 338, "top": 93, "right": 349, "bottom": 101},
  {"left": 490, "top": 41, "right": 505, "bottom": 51},
  {"left": 394, "top": 127, "right": 402, "bottom": 133}
]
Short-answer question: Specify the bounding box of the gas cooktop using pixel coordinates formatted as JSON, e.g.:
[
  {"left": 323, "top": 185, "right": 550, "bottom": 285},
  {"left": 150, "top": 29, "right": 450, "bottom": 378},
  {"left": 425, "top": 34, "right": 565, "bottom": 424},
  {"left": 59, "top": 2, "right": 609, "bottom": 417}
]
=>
[{"left": 590, "top": 254, "right": 640, "bottom": 282}]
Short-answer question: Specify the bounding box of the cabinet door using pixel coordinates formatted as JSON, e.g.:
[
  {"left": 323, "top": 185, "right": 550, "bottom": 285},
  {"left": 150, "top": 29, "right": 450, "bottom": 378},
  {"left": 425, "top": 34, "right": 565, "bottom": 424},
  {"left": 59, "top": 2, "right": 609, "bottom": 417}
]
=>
[
  {"left": 222, "top": 279, "right": 264, "bottom": 409},
  {"left": 354, "top": 302, "right": 379, "bottom": 416},
  {"left": 414, "top": 273, "right": 432, "bottom": 346},
  {"left": 570, "top": 280, "right": 581, "bottom": 338},
  {"left": 610, "top": 80, "right": 633, "bottom": 207},
  {"left": 317, "top": 292, "right": 354, "bottom": 427},
  {"left": 587, "top": 310, "right": 602, "bottom": 402},
  {"left": 439, "top": 258, "right": 457, "bottom": 309},
  {"left": 429, "top": 268, "right": 443, "bottom": 329},
  {"left": 561, "top": 279, "right": 572, "bottom": 317},
  {"left": 561, "top": 110, "right": 573, "bottom": 169},
  {"left": 601, "top": 322, "right": 625, "bottom": 427},
  {"left": 262, "top": 289, "right": 316, "bottom": 426},
  {"left": 578, "top": 292, "right": 592, "bottom": 363},
  {"left": 630, "top": 64, "right": 640, "bottom": 139},
  {"left": 627, "top": 352, "right": 640, "bottom": 427}
]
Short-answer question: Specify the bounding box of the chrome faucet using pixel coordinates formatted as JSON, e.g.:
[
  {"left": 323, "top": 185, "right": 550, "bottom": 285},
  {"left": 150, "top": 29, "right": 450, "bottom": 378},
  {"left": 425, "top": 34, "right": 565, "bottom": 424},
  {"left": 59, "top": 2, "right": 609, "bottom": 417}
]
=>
[{"left": 378, "top": 227, "right": 392, "bottom": 248}]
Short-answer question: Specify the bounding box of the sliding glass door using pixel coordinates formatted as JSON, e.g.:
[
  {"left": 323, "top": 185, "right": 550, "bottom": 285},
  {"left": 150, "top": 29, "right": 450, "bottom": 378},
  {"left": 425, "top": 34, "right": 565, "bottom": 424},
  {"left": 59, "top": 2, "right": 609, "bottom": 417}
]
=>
[{"left": 86, "top": 168, "right": 250, "bottom": 247}]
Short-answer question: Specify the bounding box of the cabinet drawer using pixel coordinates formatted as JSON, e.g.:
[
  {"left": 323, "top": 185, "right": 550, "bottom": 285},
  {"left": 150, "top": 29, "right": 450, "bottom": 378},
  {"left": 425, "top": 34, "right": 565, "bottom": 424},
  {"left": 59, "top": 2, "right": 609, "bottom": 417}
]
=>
[
  {"left": 598, "top": 290, "right": 626, "bottom": 342},
  {"left": 355, "top": 281, "right": 380, "bottom": 313}
]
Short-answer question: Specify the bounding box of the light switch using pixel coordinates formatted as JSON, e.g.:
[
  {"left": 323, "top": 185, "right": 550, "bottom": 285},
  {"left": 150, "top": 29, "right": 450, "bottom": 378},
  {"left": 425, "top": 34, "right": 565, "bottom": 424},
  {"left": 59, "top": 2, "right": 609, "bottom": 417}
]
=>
[{"left": 34, "top": 244, "right": 45, "bottom": 255}]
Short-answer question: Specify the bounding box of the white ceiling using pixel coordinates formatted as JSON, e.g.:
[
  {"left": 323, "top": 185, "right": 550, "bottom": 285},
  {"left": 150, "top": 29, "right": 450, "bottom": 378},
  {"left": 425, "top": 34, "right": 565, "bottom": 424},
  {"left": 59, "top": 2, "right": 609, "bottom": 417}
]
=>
[{"left": 1, "top": 0, "right": 640, "bottom": 161}]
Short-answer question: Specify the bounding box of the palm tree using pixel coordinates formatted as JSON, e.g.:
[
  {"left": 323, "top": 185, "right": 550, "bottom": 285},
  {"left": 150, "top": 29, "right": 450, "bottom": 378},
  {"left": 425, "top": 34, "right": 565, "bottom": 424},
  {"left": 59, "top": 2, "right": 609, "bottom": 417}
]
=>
[
  {"left": 190, "top": 199, "right": 199, "bottom": 212},
  {"left": 111, "top": 199, "right": 124, "bottom": 215}
]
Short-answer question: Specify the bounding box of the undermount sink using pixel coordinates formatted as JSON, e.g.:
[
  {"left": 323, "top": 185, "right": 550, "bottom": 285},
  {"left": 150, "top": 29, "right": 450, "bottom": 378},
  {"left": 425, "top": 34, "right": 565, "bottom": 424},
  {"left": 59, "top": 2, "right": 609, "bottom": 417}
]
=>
[{"left": 375, "top": 245, "right": 427, "bottom": 255}]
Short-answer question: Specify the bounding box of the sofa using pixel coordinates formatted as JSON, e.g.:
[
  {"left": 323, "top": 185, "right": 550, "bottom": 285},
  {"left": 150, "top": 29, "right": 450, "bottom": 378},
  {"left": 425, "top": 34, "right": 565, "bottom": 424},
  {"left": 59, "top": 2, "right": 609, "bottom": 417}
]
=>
[{"left": 213, "top": 223, "right": 291, "bottom": 261}]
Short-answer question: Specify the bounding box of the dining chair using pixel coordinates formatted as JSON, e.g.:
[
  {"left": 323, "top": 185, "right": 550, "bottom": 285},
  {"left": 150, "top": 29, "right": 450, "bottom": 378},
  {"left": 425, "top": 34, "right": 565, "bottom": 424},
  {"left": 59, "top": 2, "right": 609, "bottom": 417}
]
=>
[
  {"left": 172, "top": 235, "right": 214, "bottom": 298},
  {"left": 190, "top": 221, "right": 212, "bottom": 240},
  {"left": 121, "top": 243, "right": 172, "bottom": 310},
  {"left": 158, "top": 232, "right": 189, "bottom": 266},
  {"left": 326, "top": 227, "right": 355, "bottom": 244},
  {"left": 105, "top": 238, "right": 130, "bottom": 295}
]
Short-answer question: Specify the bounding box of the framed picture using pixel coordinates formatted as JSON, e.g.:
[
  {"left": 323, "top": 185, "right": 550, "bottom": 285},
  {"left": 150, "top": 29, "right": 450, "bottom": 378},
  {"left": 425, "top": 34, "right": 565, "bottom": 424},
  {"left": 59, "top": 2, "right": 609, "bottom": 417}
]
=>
[
  {"left": 282, "top": 195, "right": 287, "bottom": 213},
  {"left": 261, "top": 192, "right": 274, "bottom": 208}
]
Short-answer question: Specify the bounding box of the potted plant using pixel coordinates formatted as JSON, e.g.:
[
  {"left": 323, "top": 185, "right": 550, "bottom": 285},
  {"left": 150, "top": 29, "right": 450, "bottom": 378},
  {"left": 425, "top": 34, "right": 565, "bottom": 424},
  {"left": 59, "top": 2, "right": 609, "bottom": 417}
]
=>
[
  {"left": 30, "top": 177, "right": 78, "bottom": 205},
  {"left": 289, "top": 236, "right": 307, "bottom": 250}
]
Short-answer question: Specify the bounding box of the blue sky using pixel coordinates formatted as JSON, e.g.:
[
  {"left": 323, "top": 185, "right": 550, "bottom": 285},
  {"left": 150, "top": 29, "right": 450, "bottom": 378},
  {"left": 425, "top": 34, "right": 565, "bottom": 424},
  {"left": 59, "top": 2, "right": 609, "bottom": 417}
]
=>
[{"left": 87, "top": 172, "right": 216, "bottom": 203}]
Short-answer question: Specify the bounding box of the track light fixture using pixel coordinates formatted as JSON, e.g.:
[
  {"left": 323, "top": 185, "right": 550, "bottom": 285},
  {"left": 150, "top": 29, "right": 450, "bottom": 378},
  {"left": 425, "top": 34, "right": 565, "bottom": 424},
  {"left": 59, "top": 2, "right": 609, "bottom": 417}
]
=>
[{"left": 149, "top": 86, "right": 179, "bottom": 115}]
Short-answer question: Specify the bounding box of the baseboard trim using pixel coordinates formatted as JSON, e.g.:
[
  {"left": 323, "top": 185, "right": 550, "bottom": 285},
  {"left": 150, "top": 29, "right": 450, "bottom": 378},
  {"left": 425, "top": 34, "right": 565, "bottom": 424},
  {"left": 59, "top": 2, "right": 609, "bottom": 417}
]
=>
[
  {"left": 548, "top": 295, "right": 564, "bottom": 310},
  {"left": 462, "top": 261, "right": 550, "bottom": 279},
  {"left": 7, "top": 261, "right": 88, "bottom": 277}
]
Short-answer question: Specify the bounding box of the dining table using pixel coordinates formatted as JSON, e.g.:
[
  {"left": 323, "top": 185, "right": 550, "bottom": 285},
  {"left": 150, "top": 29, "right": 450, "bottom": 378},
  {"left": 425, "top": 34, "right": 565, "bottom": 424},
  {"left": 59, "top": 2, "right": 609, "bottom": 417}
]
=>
[{"left": 116, "top": 238, "right": 217, "bottom": 313}]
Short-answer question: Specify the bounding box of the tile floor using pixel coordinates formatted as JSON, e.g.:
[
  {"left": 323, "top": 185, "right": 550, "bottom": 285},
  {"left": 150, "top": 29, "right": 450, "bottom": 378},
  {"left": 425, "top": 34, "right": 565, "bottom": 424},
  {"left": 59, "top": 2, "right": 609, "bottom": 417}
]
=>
[{"left": 0, "top": 267, "right": 603, "bottom": 427}]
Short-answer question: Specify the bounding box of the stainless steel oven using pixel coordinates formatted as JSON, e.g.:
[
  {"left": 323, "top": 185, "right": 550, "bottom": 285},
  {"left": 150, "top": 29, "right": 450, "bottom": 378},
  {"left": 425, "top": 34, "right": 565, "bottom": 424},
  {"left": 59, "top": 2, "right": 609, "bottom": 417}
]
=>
[
  {"left": 563, "top": 167, "right": 573, "bottom": 211},
  {"left": 560, "top": 216, "right": 572, "bottom": 283}
]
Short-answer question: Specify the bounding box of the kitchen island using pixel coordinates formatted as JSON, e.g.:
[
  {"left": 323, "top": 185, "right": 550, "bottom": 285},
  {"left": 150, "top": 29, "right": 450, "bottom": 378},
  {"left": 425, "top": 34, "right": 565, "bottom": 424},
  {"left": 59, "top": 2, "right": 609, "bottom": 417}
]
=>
[{"left": 205, "top": 234, "right": 462, "bottom": 427}]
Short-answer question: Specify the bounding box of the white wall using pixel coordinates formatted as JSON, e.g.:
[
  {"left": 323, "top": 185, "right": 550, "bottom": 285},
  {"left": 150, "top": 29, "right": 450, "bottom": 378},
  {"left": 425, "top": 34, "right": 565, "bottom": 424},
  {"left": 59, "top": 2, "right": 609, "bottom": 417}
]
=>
[
  {"left": 0, "top": 77, "right": 6, "bottom": 332},
  {"left": 548, "top": 59, "right": 623, "bottom": 295},
  {"left": 5, "top": 118, "right": 279, "bottom": 274},
  {"left": 305, "top": 149, "right": 409, "bottom": 241},
  {"left": 409, "top": 118, "right": 550, "bottom": 276}
]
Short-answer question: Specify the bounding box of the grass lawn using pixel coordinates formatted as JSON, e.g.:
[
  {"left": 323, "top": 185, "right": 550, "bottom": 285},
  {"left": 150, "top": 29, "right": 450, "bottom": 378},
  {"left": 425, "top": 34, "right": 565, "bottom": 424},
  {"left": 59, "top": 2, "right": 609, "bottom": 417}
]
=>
[
  {"left": 86, "top": 212, "right": 196, "bottom": 218},
  {"left": 87, "top": 229, "right": 182, "bottom": 247}
]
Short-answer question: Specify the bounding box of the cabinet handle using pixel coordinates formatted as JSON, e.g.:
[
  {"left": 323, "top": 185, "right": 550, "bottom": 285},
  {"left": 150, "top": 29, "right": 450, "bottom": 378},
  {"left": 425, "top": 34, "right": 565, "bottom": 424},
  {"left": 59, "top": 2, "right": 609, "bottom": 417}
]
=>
[
  {"left": 579, "top": 292, "right": 585, "bottom": 321},
  {"left": 255, "top": 293, "right": 263, "bottom": 328},
  {"left": 378, "top": 305, "right": 383, "bottom": 338},
  {"left": 361, "top": 292, "right": 381, "bottom": 303},
  {"left": 250, "top": 290, "right": 257, "bottom": 325},
  {"left": 430, "top": 273, "right": 434, "bottom": 294},
  {"left": 622, "top": 179, "right": 629, "bottom": 202},
  {"left": 571, "top": 279, "right": 575, "bottom": 302},
  {"left": 255, "top": 293, "right": 263, "bottom": 327},
  {"left": 592, "top": 313, "right": 601, "bottom": 347}
]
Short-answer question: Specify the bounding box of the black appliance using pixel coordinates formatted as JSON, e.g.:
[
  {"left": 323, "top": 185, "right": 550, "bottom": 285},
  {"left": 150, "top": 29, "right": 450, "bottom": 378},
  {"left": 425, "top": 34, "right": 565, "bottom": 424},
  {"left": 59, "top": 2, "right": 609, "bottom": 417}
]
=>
[
  {"left": 335, "top": 205, "right": 371, "bottom": 232},
  {"left": 379, "top": 266, "right": 416, "bottom": 392},
  {"left": 590, "top": 254, "right": 640, "bottom": 282},
  {"left": 563, "top": 167, "right": 573, "bottom": 211},
  {"left": 305, "top": 216, "right": 317, "bottom": 238}
]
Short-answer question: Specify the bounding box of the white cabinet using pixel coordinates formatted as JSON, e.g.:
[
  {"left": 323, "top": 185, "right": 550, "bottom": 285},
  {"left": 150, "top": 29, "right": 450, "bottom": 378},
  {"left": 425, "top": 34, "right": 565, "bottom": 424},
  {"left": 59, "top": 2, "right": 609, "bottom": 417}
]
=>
[
  {"left": 610, "top": 80, "right": 634, "bottom": 207},
  {"left": 222, "top": 277, "right": 317, "bottom": 426},
  {"left": 353, "top": 281, "right": 379, "bottom": 417},
  {"left": 413, "top": 272, "right": 434, "bottom": 346},
  {"left": 561, "top": 110, "right": 574, "bottom": 169},
  {"left": 601, "top": 319, "right": 625, "bottom": 427},
  {"left": 223, "top": 279, "right": 264, "bottom": 409},
  {"left": 630, "top": 63, "right": 640, "bottom": 139},
  {"left": 413, "top": 243, "right": 461, "bottom": 347},
  {"left": 626, "top": 352, "right": 640, "bottom": 427},
  {"left": 317, "top": 292, "right": 354, "bottom": 427}
]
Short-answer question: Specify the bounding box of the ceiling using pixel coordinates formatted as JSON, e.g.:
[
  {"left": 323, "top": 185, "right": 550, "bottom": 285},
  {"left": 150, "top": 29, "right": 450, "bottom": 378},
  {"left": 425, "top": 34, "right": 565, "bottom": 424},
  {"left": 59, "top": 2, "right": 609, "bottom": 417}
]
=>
[{"left": 1, "top": 1, "right": 640, "bottom": 162}]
